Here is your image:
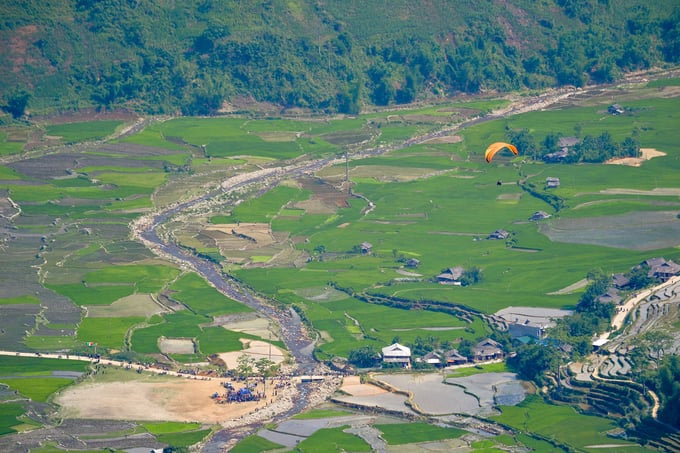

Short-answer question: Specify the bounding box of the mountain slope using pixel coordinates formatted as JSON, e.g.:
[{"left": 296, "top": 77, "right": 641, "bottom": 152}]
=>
[{"left": 0, "top": 0, "right": 678, "bottom": 115}]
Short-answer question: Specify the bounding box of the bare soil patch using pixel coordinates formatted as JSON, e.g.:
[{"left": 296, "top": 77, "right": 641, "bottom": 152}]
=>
[
  {"left": 297, "top": 177, "right": 351, "bottom": 210},
  {"left": 218, "top": 339, "right": 286, "bottom": 369},
  {"left": 220, "top": 316, "right": 273, "bottom": 339},
  {"left": 293, "top": 197, "right": 337, "bottom": 215},
  {"left": 338, "top": 376, "right": 388, "bottom": 397},
  {"left": 56, "top": 373, "right": 276, "bottom": 424},
  {"left": 423, "top": 134, "right": 463, "bottom": 144},
  {"left": 605, "top": 148, "right": 666, "bottom": 167},
  {"left": 205, "top": 223, "right": 276, "bottom": 246},
  {"left": 159, "top": 337, "right": 195, "bottom": 355}
]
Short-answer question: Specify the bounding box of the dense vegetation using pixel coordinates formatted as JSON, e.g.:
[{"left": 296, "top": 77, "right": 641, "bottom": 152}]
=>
[{"left": 1, "top": 0, "right": 679, "bottom": 115}]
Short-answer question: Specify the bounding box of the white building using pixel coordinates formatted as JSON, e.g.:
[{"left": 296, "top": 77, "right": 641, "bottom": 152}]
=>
[{"left": 382, "top": 343, "right": 411, "bottom": 368}]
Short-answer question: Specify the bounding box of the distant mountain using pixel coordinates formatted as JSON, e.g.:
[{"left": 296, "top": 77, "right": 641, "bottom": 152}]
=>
[{"left": 1, "top": 0, "right": 678, "bottom": 116}]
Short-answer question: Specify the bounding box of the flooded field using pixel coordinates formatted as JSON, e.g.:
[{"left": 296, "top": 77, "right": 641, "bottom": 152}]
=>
[{"left": 333, "top": 372, "right": 528, "bottom": 417}]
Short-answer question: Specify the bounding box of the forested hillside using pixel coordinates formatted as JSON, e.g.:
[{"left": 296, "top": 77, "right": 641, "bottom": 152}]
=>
[{"left": 1, "top": 0, "right": 679, "bottom": 116}]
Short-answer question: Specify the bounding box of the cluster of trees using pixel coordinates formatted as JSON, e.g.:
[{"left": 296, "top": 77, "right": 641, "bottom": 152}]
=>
[
  {"left": 235, "top": 353, "right": 279, "bottom": 380},
  {"left": 547, "top": 131, "right": 641, "bottom": 163},
  {"left": 2, "top": 0, "right": 679, "bottom": 115},
  {"left": 507, "top": 127, "right": 641, "bottom": 164},
  {"left": 649, "top": 355, "right": 680, "bottom": 428},
  {"left": 460, "top": 266, "right": 483, "bottom": 286}
]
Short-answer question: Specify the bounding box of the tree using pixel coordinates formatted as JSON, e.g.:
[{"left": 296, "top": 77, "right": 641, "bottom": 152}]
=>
[
  {"left": 638, "top": 331, "right": 674, "bottom": 365},
  {"left": 348, "top": 345, "right": 379, "bottom": 368},
  {"left": 508, "top": 342, "right": 561, "bottom": 385},
  {"left": 460, "top": 266, "right": 482, "bottom": 286},
  {"left": 4, "top": 89, "right": 31, "bottom": 119},
  {"left": 651, "top": 355, "right": 680, "bottom": 428},
  {"left": 506, "top": 128, "right": 537, "bottom": 160},
  {"left": 256, "top": 357, "right": 278, "bottom": 398},
  {"left": 542, "top": 132, "right": 561, "bottom": 157},
  {"left": 626, "top": 265, "right": 653, "bottom": 289},
  {"left": 236, "top": 353, "right": 255, "bottom": 379},
  {"left": 255, "top": 357, "right": 277, "bottom": 378},
  {"left": 457, "top": 338, "right": 474, "bottom": 360}
]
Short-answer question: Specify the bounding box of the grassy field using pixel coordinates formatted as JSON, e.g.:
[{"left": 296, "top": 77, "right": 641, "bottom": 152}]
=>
[
  {"left": 168, "top": 273, "right": 253, "bottom": 316},
  {"left": 0, "top": 357, "right": 91, "bottom": 435},
  {"left": 376, "top": 422, "right": 466, "bottom": 445},
  {"left": 44, "top": 120, "right": 123, "bottom": 143},
  {"left": 229, "top": 434, "right": 284, "bottom": 453},
  {"left": 292, "top": 409, "right": 353, "bottom": 419},
  {"left": 293, "top": 426, "right": 372, "bottom": 452},
  {"left": 491, "top": 395, "right": 644, "bottom": 450}
]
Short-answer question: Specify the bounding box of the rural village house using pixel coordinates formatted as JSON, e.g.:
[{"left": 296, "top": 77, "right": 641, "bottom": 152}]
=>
[
  {"left": 543, "top": 136, "right": 578, "bottom": 163},
  {"left": 598, "top": 287, "right": 622, "bottom": 305},
  {"left": 359, "top": 242, "right": 373, "bottom": 254},
  {"left": 608, "top": 104, "right": 624, "bottom": 115},
  {"left": 420, "top": 351, "right": 442, "bottom": 367},
  {"left": 529, "top": 210, "right": 551, "bottom": 221},
  {"left": 545, "top": 177, "right": 560, "bottom": 188},
  {"left": 487, "top": 229, "right": 510, "bottom": 240},
  {"left": 382, "top": 343, "right": 411, "bottom": 368},
  {"left": 445, "top": 349, "right": 469, "bottom": 366},
  {"left": 612, "top": 273, "right": 631, "bottom": 289},
  {"left": 405, "top": 258, "right": 421, "bottom": 268},
  {"left": 641, "top": 257, "right": 680, "bottom": 281},
  {"left": 472, "top": 338, "right": 505, "bottom": 362},
  {"left": 436, "top": 266, "right": 465, "bottom": 285}
]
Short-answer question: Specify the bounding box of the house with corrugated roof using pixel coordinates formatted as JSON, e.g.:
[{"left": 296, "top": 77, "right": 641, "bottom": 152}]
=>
[
  {"left": 444, "top": 349, "right": 469, "bottom": 366},
  {"left": 641, "top": 257, "right": 680, "bottom": 282},
  {"left": 487, "top": 229, "right": 509, "bottom": 240},
  {"left": 436, "top": 266, "right": 464, "bottom": 285},
  {"left": 529, "top": 211, "right": 551, "bottom": 221},
  {"left": 382, "top": 343, "right": 411, "bottom": 367},
  {"left": 472, "top": 338, "right": 505, "bottom": 362}
]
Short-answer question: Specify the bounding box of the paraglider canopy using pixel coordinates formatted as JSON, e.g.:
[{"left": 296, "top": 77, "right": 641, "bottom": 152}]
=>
[{"left": 484, "top": 142, "right": 518, "bottom": 163}]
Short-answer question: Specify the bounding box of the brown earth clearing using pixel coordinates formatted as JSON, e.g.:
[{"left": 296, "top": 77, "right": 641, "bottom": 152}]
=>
[{"left": 56, "top": 368, "right": 281, "bottom": 424}]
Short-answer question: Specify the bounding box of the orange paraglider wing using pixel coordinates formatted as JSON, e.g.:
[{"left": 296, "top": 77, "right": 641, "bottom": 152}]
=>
[{"left": 484, "top": 142, "right": 518, "bottom": 163}]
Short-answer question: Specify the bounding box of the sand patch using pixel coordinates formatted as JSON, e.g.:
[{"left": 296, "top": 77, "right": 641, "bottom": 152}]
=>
[
  {"left": 221, "top": 317, "right": 273, "bottom": 339},
  {"left": 218, "top": 339, "right": 286, "bottom": 369},
  {"left": 56, "top": 375, "right": 273, "bottom": 424},
  {"left": 605, "top": 148, "right": 666, "bottom": 167},
  {"left": 339, "top": 376, "right": 388, "bottom": 396}
]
